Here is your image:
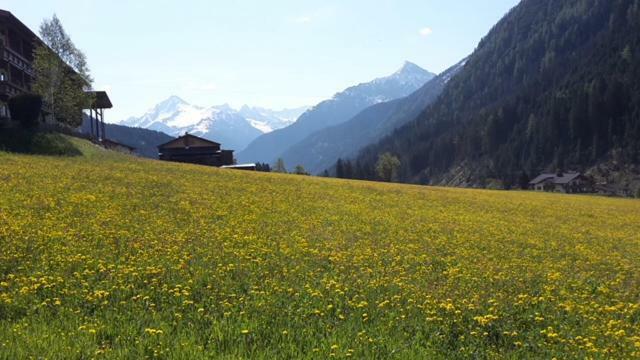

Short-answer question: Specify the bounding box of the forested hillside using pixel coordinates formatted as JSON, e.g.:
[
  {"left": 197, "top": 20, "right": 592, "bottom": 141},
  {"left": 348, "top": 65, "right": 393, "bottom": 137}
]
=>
[
  {"left": 351, "top": 0, "right": 640, "bottom": 188},
  {"left": 78, "top": 117, "right": 173, "bottom": 158}
]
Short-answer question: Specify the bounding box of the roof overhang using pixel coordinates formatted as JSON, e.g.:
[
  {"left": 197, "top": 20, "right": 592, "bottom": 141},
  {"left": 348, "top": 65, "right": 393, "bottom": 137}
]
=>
[{"left": 86, "top": 91, "right": 113, "bottom": 109}]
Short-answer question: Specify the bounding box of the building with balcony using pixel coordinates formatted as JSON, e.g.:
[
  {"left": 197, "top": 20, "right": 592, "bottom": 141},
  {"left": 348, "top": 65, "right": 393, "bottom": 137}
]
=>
[{"left": 0, "top": 9, "right": 37, "bottom": 120}]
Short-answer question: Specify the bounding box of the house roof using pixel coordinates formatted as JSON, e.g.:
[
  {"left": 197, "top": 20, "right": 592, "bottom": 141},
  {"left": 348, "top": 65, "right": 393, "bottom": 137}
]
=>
[
  {"left": 530, "top": 172, "right": 582, "bottom": 185},
  {"left": 222, "top": 163, "right": 256, "bottom": 169},
  {"left": 1, "top": 9, "right": 89, "bottom": 86},
  {"left": 87, "top": 91, "right": 113, "bottom": 109},
  {"left": 157, "top": 133, "right": 221, "bottom": 149},
  {"left": 0, "top": 10, "right": 39, "bottom": 44}
]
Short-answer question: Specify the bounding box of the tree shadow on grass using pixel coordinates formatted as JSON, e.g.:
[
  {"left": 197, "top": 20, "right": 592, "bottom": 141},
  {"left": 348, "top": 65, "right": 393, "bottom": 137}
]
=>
[{"left": 0, "top": 128, "right": 82, "bottom": 157}]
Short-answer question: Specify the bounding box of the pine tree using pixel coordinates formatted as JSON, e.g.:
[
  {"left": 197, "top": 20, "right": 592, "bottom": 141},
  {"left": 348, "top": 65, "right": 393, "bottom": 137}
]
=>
[{"left": 336, "top": 159, "right": 345, "bottom": 178}]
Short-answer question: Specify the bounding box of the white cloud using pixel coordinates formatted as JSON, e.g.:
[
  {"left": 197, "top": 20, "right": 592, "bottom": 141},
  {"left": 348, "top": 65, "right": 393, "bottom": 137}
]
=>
[{"left": 419, "top": 27, "right": 433, "bottom": 37}]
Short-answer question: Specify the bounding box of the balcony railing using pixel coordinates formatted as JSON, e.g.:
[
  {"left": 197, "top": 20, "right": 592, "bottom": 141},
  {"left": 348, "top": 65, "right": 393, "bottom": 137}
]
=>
[
  {"left": 0, "top": 82, "right": 25, "bottom": 99},
  {"left": 3, "top": 47, "right": 34, "bottom": 77}
]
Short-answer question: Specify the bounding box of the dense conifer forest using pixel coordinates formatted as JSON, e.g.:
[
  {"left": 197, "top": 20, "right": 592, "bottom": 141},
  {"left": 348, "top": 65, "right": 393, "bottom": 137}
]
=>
[{"left": 343, "top": 0, "right": 640, "bottom": 188}]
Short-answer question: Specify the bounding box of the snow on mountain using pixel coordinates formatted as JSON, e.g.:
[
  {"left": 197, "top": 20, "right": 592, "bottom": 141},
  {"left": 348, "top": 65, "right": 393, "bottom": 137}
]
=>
[
  {"left": 120, "top": 96, "right": 209, "bottom": 132},
  {"left": 238, "top": 105, "right": 309, "bottom": 133},
  {"left": 237, "top": 61, "right": 435, "bottom": 164},
  {"left": 118, "top": 97, "right": 309, "bottom": 152}
]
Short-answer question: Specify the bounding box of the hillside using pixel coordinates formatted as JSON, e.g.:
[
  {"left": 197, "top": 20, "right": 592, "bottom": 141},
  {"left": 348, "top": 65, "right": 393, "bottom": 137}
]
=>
[
  {"left": 1, "top": 142, "right": 639, "bottom": 358},
  {"left": 352, "top": 0, "right": 640, "bottom": 189},
  {"left": 279, "top": 60, "right": 467, "bottom": 175},
  {"left": 237, "top": 62, "right": 435, "bottom": 165},
  {"left": 78, "top": 116, "right": 174, "bottom": 158}
]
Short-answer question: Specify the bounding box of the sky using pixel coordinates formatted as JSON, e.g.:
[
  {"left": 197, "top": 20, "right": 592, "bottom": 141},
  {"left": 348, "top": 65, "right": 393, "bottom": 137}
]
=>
[{"left": 3, "top": 0, "right": 520, "bottom": 122}]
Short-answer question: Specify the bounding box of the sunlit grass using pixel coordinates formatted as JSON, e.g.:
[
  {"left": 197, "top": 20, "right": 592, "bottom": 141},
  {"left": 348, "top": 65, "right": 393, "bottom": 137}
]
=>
[{"left": 1, "top": 138, "right": 639, "bottom": 358}]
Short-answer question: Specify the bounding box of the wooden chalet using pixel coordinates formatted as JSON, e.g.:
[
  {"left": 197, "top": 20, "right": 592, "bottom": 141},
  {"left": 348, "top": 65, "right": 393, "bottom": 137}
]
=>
[
  {"left": 529, "top": 172, "right": 593, "bottom": 193},
  {"left": 158, "top": 134, "right": 234, "bottom": 167},
  {"left": 0, "top": 9, "right": 37, "bottom": 120},
  {"left": 0, "top": 9, "right": 113, "bottom": 140}
]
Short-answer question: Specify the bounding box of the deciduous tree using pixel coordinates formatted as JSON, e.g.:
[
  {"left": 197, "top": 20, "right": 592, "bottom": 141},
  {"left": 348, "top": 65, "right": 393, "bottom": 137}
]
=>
[
  {"left": 375, "top": 153, "right": 400, "bottom": 182},
  {"left": 32, "top": 15, "right": 93, "bottom": 127}
]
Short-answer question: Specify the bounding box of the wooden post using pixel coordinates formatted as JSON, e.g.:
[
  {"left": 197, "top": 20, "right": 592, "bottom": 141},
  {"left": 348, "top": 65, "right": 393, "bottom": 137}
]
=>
[
  {"left": 100, "top": 108, "right": 106, "bottom": 141},
  {"left": 89, "top": 109, "right": 94, "bottom": 139},
  {"left": 95, "top": 109, "right": 101, "bottom": 140}
]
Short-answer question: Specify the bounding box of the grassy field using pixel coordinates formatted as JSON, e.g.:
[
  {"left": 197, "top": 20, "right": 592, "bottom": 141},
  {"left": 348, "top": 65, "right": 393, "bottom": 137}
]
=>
[{"left": 1, "top": 138, "right": 639, "bottom": 359}]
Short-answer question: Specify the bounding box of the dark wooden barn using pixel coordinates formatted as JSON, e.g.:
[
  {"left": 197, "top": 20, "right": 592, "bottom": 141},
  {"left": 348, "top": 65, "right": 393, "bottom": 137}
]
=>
[{"left": 158, "top": 134, "right": 234, "bottom": 167}]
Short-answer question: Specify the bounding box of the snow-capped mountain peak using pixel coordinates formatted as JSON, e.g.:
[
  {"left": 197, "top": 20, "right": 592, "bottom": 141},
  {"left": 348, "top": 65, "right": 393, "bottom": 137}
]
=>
[
  {"left": 238, "top": 105, "right": 309, "bottom": 133},
  {"left": 383, "top": 61, "right": 435, "bottom": 87},
  {"left": 118, "top": 97, "right": 310, "bottom": 151}
]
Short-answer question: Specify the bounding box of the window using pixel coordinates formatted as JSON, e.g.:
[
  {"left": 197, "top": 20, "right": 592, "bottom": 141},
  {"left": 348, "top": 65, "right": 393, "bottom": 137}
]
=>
[
  {"left": 0, "top": 71, "right": 5, "bottom": 82},
  {"left": 0, "top": 104, "right": 7, "bottom": 118}
]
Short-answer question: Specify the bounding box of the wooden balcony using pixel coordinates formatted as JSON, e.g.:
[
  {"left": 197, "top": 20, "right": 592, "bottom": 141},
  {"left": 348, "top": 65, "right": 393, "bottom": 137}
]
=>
[
  {"left": 3, "top": 46, "right": 34, "bottom": 77},
  {"left": 0, "top": 81, "right": 24, "bottom": 99}
]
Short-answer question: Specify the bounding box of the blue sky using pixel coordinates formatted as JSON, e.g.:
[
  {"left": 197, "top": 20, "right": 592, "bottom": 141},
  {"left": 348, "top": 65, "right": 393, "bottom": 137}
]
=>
[{"left": 4, "top": 0, "right": 519, "bottom": 122}]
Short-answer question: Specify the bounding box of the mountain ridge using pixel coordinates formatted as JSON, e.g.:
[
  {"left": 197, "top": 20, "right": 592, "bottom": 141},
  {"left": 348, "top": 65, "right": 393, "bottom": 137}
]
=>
[
  {"left": 118, "top": 98, "right": 308, "bottom": 151},
  {"left": 349, "top": 0, "right": 640, "bottom": 190},
  {"left": 237, "top": 62, "right": 436, "bottom": 164},
  {"left": 278, "top": 59, "right": 467, "bottom": 174}
]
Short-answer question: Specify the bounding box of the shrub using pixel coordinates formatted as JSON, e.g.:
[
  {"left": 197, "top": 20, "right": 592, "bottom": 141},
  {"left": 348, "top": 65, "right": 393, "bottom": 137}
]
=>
[
  {"left": 0, "top": 129, "right": 81, "bottom": 156},
  {"left": 30, "top": 133, "right": 82, "bottom": 156},
  {"left": 8, "top": 93, "right": 43, "bottom": 128}
]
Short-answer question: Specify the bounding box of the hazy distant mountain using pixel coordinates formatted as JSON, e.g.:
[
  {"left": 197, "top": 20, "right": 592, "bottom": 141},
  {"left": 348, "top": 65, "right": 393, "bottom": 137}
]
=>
[
  {"left": 237, "top": 62, "right": 435, "bottom": 164},
  {"left": 119, "top": 97, "right": 309, "bottom": 151},
  {"left": 279, "top": 59, "right": 467, "bottom": 174},
  {"left": 184, "top": 104, "right": 263, "bottom": 151},
  {"left": 238, "top": 105, "right": 309, "bottom": 133},
  {"left": 78, "top": 116, "right": 174, "bottom": 159}
]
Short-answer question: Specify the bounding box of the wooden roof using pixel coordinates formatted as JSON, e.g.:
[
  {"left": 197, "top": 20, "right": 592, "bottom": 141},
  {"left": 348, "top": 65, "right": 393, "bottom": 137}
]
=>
[
  {"left": 530, "top": 172, "right": 583, "bottom": 185},
  {"left": 87, "top": 91, "right": 113, "bottom": 109},
  {"left": 158, "top": 134, "right": 221, "bottom": 149},
  {"left": 0, "top": 10, "right": 39, "bottom": 43}
]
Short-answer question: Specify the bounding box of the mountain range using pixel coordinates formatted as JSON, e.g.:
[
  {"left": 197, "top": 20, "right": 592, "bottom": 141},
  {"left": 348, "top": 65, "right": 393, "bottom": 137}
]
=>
[
  {"left": 237, "top": 62, "right": 435, "bottom": 164},
  {"left": 278, "top": 59, "right": 467, "bottom": 174},
  {"left": 347, "top": 0, "right": 640, "bottom": 192},
  {"left": 118, "top": 97, "right": 308, "bottom": 151}
]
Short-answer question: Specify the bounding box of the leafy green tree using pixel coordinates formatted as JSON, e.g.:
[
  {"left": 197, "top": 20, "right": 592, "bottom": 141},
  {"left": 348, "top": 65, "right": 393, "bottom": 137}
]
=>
[
  {"left": 32, "top": 15, "right": 93, "bottom": 127},
  {"left": 375, "top": 153, "right": 400, "bottom": 182},
  {"left": 274, "top": 158, "right": 287, "bottom": 173},
  {"left": 293, "top": 165, "right": 309, "bottom": 176}
]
